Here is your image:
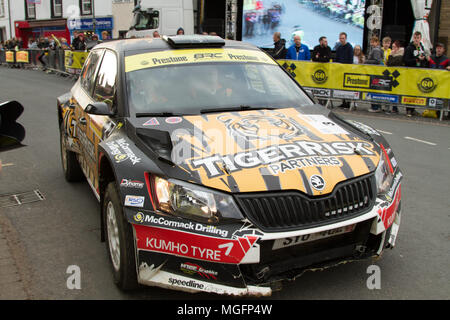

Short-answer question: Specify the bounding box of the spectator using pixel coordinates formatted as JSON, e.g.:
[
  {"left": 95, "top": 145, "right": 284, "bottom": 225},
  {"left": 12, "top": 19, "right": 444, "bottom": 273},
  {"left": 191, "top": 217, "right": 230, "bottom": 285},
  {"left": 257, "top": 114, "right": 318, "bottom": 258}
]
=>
[
  {"left": 334, "top": 32, "right": 353, "bottom": 108},
  {"left": 428, "top": 43, "right": 450, "bottom": 70},
  {"left": 177, "top": 27, "right": 185, "bottom": 35},
  {"left": 153, "top": 31, "right": 160, "bottom": 38},
  {"left": 381, "top": 36, "right": 392, "bottom": 65},
  {"left": 72, "top": 33, "right": 86, "bottom": 51},
  {"left": 286, "top": 35, "right": 311, "bottom": 61},
  {"left": 60, "top": 38, "right": 70, "bottom": 50},
  {"left": 209, "top": 32, "right": 218, "bottom": 36},
  {"left": 335, "top": 32, "right": 353, "bottom": 64},
  {"left": 404, "top": 31, "right": 429, "bottom": 116},
  {"left": 312, "top": 36, "right": 331, "bottom": 62},
  {"left": 365, "top": 36, "right": 383, "bottom": 65},
  {"left": 365, "top": 36, "right": 384, "bottom": 112},
  {"left": 353, "top": 45, "right": 365, "bottom": 64},
  {"left": 272, "top": 32, "right": 287, "bottom": 60},
  {"left": 404, "top": 31, "right": 429, "bottom": 68},
  {"left": 101, "top": 31, "right": 110, "bottom": 40},
  {"left": 386, "top": 40, "right": 405, "bottom": 114}
]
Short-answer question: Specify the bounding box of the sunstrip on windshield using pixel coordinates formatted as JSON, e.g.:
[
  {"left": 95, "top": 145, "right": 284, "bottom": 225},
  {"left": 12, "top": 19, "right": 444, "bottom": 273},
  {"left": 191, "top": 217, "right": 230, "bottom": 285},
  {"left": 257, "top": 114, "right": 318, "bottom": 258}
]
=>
[{"left": 125, "top": 48, "right": 277, "bottom": 73}]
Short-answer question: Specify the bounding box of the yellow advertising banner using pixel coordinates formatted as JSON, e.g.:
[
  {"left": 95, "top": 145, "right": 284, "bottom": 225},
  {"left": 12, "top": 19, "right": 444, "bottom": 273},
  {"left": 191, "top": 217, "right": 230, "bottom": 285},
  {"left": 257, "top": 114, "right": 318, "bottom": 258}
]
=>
[
  {"left": 278, "top": 60, "right": 450, "bottom": 101},
  {"left": 15, "top": 51, "right": 29, "bottom": 63},
  {"left": 65, "top": 51, "right": 89, "bottom": 70},
  {"left": 5, "top": 51, "right": 14, "bottom": 63}
]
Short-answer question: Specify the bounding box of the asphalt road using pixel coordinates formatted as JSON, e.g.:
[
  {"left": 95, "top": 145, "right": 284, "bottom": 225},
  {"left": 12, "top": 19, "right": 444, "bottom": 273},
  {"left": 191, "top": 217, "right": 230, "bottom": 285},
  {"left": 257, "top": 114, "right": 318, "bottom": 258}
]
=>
[{"left": 0, "top": 67, "right": 449, "bottom": 300}]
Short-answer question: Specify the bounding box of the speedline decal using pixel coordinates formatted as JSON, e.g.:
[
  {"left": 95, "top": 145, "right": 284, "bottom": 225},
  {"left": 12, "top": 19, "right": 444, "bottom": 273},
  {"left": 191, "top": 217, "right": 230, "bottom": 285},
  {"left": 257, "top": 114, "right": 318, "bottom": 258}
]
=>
[{"left": 125, "top": 48, "right": 277, "bottom": 72}]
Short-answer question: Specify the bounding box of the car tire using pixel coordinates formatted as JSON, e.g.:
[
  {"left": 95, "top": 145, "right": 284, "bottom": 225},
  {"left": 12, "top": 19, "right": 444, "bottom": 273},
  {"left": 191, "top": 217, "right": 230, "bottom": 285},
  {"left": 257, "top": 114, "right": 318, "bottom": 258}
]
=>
[
  {"left": 60, "top": 123, "right": 84, "bottom": 182},
  {"left": 103, "top": 182, "right": 138, "bottom": 291}
]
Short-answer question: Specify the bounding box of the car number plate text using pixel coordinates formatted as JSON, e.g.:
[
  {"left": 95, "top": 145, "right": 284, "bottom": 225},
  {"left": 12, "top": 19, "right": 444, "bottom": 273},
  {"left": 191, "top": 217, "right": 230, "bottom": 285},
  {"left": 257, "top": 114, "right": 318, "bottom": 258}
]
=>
[{"left": 272, "top": 224, "right": 356, "bottom": 250}]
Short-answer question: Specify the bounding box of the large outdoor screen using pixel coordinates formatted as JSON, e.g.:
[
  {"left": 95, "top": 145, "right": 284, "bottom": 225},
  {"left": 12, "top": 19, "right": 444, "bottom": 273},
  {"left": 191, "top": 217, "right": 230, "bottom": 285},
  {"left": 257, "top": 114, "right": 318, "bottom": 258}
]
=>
[{"left": 242, "top": 0, "right": 365, "bottom": 50}]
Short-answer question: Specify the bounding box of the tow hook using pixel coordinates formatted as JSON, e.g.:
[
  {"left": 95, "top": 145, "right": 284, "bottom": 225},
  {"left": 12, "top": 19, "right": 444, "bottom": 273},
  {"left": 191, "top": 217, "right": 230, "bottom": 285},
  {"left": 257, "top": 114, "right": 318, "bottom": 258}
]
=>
[
  {"left": 355, "top": 245, "right": 368, "bottom": 257},
  {"left": 256, "top": 266, "right": 270, "bottom": 280}
]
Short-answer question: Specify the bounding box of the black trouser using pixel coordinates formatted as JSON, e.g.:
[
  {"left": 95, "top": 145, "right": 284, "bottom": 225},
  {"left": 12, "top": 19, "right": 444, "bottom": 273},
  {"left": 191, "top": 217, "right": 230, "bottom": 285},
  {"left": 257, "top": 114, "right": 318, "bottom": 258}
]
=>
[{"left": 38, "top": 51, "right": 47, "bottom": 67}]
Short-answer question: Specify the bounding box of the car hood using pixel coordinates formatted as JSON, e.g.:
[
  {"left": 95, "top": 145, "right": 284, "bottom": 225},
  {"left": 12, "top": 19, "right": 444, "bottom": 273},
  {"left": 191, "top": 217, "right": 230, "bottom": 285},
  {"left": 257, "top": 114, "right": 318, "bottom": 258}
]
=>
[{"left": 128, "top": 107, "right": 381, "bottom": 196}]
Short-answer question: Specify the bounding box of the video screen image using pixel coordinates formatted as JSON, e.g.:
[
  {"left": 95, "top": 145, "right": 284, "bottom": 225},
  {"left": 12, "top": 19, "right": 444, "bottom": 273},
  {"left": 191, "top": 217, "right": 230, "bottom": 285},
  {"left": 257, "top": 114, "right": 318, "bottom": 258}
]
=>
[{"left": 242, "top": 0, "right": 365, "bottom": 50}]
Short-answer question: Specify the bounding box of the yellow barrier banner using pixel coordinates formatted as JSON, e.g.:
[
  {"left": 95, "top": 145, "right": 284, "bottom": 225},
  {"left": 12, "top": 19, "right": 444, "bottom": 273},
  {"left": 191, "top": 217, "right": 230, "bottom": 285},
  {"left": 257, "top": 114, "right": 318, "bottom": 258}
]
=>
[
  {"left": 279, "top": 60, "right": 450, "bottom": 103},
  {"left": 65, "top": 51, "right": 89, "bottom": 70},
  {"left": 15, "top": 51, "right": 29, "bottom": 63},
  {"left": 5, "top": 51, "right": 14, "bottom": 63}
]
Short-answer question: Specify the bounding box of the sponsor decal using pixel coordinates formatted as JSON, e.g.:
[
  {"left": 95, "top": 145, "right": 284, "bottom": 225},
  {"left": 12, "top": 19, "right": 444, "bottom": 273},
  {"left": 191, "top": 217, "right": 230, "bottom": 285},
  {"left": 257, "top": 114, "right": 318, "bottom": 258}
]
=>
[
  {"left": 143, "top": 118, "right": 160, "bottom": 126},
  {"left": 309, "top": 174, "right": 325, "bottom": 191},
  {"left": 378, "top": 185, "right": 401, "bottom": 229},
  {"left": 333, "top": 90, "right": 360, "bottom": 100},
  {"left": 120, "top": 179, "right": 145, "bottom": 189},
  {"left": 390, "top": 157, "right": 397, "bottom": 168},
  {"left": 134, "top": 224, "right": 260, "bottom": 263},
  {"left": 428, "top": 98, "right": 444, "bottom": 108},
  {"left": 401, "top": 96, "right": 427, "bottom": 106},
  {"left": 180, "top": 262, "right": 218, "bottom": 280},
  {"left": 363, "top": 92, "right": 399, "bottom": 104},
  {"left": 165, "top": 117, "right": 183, "bottom": 124},
  {"left": 344, "top": 73, "right": 394, "bottom": 91},
  {"left": 299, "top": 115, "right": 348, "bottom": 135},
  {"left": 125, "top": 48, "right": 276, "bottom": 73},
  {"left": 268, "top": 156, "right": 341, "bottom": 175},
  {"left": 106, "top": 138, "right": 142, "bottom": 165},
  {"left": 347, "top": 120, "right": 380, "bottom": 136},
  {"left": 132, "top": 213, "right": 229, "bottom": 238},
  {"left": 76, "top": 129, "right": 95, "bottom": 161},
  {"left": 218, "top": 111, "right": 304, "bottom": 141},
  {"left": 306, "top": 88, "right": 332, "bottom": 98},
  {"left": 190, "top": 141, "right": 374, "bottom": 178},
  {"left": 125, "top": 195, "right": 145, "bottom": 208},
  {"left": 343, "top": 74, "right": 371, "bottom": 89},
  {"left": 168, "top": 277, "right": 205, "bottom": 290},
  {"left": 386, "top": 172, "right": 402, "bottom": 200},
  {"left": 311, "top": 68, "right": 328, "bottom": 84},
  {"left": 370, "top": 76, "right": 393, "bottom": 91},
  {"left": 417, "top": 75, "right": 437, "bottom": 93}
]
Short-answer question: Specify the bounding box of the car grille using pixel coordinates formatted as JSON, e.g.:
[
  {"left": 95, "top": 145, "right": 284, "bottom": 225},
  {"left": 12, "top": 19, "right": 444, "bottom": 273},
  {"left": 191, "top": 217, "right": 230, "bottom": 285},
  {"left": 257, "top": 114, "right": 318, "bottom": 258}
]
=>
[{"left": 234, "top": 174, "right": 376, "bottom": 232}]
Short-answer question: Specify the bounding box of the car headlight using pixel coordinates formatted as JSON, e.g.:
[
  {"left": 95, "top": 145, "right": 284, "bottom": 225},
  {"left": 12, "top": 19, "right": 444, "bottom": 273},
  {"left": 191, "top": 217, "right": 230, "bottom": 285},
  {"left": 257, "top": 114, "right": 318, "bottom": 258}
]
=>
[
  {"left": 375, "top": 146, "right": 394, "bottom": 194},
  {"left": 152, "top": 176, "right": 243, "bottom": 224}
]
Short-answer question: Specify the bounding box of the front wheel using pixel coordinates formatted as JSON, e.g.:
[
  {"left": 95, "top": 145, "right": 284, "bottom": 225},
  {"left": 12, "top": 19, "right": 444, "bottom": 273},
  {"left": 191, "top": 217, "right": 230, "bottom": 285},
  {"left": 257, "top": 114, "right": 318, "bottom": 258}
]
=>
[{"left": 103, "top": 182, "right": 138, "bottom": 291}]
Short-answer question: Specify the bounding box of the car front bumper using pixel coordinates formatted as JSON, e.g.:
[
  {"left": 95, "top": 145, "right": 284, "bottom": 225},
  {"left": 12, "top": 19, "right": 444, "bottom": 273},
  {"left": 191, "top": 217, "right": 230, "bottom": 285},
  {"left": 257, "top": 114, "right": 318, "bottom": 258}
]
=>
[{"left": 126, "top": 182, "right": 401, "bottom": 296}]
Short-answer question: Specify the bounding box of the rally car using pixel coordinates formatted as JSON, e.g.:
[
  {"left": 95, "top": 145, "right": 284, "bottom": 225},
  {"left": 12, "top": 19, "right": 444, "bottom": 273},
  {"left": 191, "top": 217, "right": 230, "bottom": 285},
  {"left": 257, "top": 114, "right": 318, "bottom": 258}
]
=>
[{"left": 57, "top": 35, "right": 402, "bottom": 296}]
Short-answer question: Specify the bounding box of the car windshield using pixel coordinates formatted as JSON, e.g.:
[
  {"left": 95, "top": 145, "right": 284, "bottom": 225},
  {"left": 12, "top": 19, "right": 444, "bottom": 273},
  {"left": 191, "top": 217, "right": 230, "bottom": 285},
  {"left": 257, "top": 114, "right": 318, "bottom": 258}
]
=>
[{"left": 126, "top": 62, "right": 312, "bottom": 115}]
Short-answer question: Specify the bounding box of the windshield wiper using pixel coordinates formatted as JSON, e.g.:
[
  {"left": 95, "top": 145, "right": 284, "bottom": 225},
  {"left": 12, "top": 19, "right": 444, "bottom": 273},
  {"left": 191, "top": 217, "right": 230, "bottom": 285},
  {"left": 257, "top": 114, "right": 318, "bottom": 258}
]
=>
[
  {"left": 135, "top": 112, "right": 181, "bottom": 117},
  {"left": 200, "top": 105, "right": 277, "bottom": 114}
]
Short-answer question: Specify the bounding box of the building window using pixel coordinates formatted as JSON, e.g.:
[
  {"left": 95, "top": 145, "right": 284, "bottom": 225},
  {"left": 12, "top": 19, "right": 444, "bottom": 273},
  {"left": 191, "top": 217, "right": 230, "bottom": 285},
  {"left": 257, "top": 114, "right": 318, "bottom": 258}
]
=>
[
  {"left": 52, "top": 0, "right": 63, "bottom": 18},
  {"left": 80, "top": 0, "right": 92, "bottom": 15},
  {"left": 25, "top": 0, "right": 36, "bottom": 20}
]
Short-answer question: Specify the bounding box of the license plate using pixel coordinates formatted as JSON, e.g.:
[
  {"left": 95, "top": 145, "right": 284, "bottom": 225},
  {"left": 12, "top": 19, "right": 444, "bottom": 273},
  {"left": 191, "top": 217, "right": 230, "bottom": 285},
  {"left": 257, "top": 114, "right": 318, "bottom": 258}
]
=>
[{"left": 272, "top": 224, "right": 356, "bottom": 250}]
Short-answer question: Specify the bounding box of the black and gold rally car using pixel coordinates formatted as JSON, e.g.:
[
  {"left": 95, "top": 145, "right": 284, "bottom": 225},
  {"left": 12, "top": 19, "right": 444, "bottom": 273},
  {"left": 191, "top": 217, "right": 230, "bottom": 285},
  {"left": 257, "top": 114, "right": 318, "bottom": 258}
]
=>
[{"left": 58, "top": 36, "right": 402, "bottom": 296}]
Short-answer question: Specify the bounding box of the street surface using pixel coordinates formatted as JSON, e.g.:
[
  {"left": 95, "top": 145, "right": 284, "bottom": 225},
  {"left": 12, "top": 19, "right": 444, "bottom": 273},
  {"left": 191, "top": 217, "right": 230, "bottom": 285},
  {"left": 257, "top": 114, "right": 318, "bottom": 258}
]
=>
[{"left": 0, "top": 67, "right": 449, "bottom": 299}]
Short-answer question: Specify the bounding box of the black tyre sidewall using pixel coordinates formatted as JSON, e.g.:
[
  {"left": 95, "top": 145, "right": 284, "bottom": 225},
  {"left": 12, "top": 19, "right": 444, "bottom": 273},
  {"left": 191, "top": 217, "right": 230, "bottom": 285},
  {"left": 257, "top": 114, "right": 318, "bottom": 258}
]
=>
[{"left": 59, "top": 122, "right": 84, "bottom": 182}]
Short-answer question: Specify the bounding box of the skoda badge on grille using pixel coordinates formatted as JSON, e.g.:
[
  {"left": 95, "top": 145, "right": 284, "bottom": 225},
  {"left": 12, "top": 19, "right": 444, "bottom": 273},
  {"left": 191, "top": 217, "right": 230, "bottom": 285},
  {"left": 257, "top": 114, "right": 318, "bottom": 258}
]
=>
[{"left": 310, "top": 175, "right": 325, "bottom": 191}]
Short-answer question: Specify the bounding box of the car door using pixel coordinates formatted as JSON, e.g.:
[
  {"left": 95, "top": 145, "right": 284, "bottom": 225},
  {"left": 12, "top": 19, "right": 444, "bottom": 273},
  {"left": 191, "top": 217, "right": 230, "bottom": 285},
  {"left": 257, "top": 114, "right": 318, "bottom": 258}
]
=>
[{"left": 71, "top": 49, "right": 104, "bottom": 193}]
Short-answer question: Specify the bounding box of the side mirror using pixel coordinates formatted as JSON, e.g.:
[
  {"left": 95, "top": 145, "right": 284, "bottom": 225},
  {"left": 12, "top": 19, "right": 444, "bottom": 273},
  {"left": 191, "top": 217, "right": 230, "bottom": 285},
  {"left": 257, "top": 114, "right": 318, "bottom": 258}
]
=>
[{"left": 85, "top": 102, "right": 115, "bottom": 116}]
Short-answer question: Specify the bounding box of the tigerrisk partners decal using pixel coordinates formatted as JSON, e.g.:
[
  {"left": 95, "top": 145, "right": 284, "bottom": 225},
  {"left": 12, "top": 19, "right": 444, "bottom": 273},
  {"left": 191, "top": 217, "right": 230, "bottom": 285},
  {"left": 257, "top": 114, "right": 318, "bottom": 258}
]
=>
[{"left": 190, "top": 141, "right": 375, "bottom": 178}]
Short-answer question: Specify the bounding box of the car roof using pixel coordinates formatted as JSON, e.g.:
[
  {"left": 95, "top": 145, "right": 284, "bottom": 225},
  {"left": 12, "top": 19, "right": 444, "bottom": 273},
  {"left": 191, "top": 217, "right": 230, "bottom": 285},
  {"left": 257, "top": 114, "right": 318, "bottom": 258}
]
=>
[{"left": 93, "top": 36, "right": 261, "bottom": 56}]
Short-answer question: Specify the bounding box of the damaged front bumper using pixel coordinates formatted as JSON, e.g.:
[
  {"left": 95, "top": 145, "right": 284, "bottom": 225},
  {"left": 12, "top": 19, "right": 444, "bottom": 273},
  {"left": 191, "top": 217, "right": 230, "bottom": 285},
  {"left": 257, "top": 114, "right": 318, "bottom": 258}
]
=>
[{"left": 126, "top": 181, "right": 402, "bottom": 297}]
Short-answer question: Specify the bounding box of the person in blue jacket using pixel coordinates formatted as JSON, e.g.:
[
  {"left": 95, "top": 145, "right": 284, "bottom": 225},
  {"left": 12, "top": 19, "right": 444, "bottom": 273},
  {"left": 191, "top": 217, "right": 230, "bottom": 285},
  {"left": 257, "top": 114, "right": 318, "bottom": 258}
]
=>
[{"left": 286, "top": 35, "right": 311, "bottom": 60}]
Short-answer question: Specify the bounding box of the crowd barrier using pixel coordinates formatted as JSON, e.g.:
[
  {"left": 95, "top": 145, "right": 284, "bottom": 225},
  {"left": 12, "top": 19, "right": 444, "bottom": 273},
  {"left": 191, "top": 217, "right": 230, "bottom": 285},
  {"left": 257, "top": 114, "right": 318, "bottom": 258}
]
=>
[
  {"left": 278, "top": 59, "right": 450, "bottom": 120},
  {"left": 0, "top": 49, "right": 89, "bottom": 78}
]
